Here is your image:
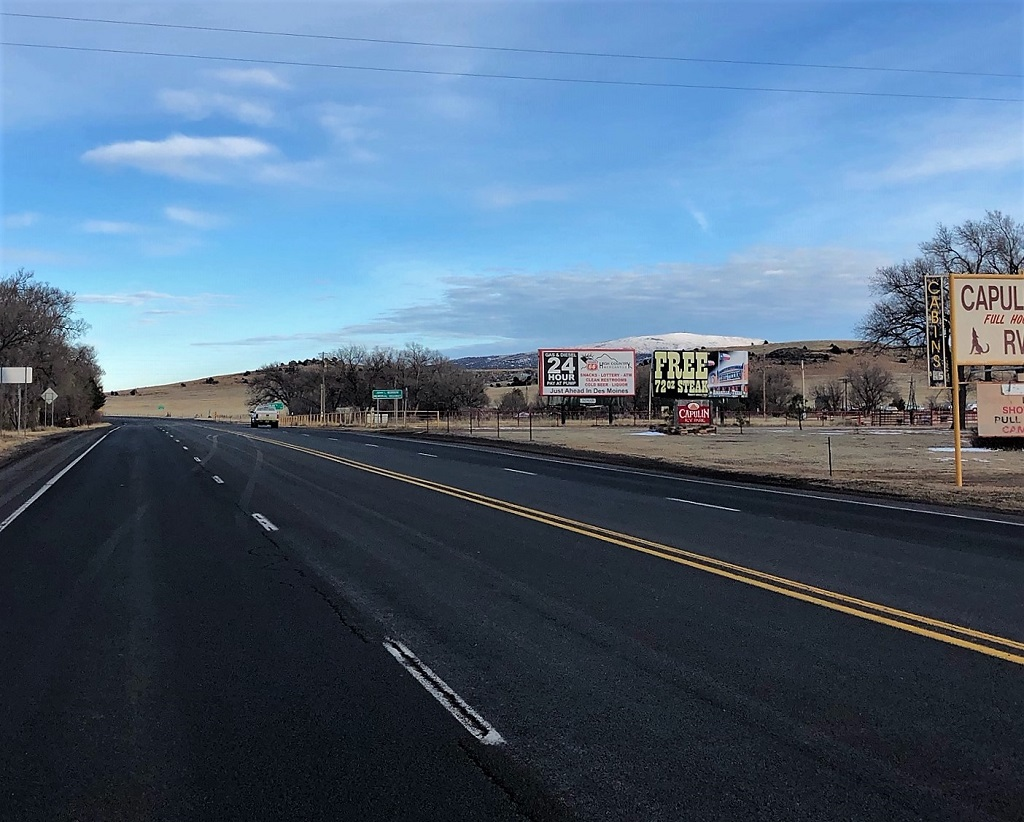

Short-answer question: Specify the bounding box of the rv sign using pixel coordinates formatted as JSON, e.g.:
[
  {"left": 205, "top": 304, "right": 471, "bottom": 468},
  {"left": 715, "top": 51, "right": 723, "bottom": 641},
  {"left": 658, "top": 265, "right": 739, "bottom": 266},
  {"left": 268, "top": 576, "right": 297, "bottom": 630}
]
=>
[{"left": 950, "top": 275, "right": 1024, "bottom": 366}]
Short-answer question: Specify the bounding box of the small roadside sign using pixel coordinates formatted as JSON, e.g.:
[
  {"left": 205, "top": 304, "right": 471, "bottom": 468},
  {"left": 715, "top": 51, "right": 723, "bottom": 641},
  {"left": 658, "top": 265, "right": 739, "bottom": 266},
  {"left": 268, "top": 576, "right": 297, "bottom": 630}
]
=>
[
  {"left": 372, "top": 389, "right": 404, "bottom": 400},
  {"left": 41, "top": 387, "right": 58, "bottom": 404},
  {"left": 579, "top": 398, "right": 598, "bottom": 405}
]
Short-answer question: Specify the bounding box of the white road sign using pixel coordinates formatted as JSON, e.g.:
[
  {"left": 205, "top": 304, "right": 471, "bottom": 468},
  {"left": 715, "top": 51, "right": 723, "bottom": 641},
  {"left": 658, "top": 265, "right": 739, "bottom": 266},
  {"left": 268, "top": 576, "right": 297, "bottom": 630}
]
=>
[
  {"left": 950, "top": 275, "right": 1024, "bottom": 366},
  {"left": 41, "top": 387, "right": 58, "bottom": 404},
  {"left": 0, "top": 366, "right": 33, "bottom": 384}
]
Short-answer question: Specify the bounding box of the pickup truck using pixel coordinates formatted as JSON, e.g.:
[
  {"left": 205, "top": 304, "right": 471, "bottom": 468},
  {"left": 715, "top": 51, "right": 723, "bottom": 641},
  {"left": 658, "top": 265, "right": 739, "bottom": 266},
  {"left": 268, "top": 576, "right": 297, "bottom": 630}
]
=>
[{"left": 250, "top": 404, "right": 281, "bottom": 428}]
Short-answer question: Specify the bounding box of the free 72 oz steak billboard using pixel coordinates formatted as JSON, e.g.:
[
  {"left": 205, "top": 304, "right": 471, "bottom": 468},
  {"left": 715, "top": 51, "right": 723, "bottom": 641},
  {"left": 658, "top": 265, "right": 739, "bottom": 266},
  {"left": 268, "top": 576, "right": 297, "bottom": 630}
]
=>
[
  {"left": 538, "top": 349, "right": 636, "bottom": 396},
  {"left": 677, "top": 401, "right": 711, "bottom": 425}
]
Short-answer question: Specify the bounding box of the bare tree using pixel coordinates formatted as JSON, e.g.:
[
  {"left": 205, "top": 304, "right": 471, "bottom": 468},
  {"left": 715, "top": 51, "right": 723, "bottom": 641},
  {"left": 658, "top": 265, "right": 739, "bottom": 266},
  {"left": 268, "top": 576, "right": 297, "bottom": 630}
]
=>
[
  {"left": 812, "top": 379, "right": 845, "bottom": 413},
  {"left": 498, "top": 388, "right": 528, "bottom": 414},
  {"left": 748, "top": 365, "right": 795, "bottom": 414},
  {"left": 0, "top": 269, "right": 102, "bottom": 428},
  {"left": 857, "top": 211, "right": 1022, "bottom": 424},
  {"left": 846, "top": 361, "right": 895, "bottom": 413}
]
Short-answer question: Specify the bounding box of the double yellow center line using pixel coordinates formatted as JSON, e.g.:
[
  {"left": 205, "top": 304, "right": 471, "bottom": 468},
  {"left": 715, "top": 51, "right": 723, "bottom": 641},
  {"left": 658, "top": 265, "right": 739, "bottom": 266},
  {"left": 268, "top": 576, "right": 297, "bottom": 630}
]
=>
[{"left": 248, "top": 433, "right": 1024, "bottom": 667}]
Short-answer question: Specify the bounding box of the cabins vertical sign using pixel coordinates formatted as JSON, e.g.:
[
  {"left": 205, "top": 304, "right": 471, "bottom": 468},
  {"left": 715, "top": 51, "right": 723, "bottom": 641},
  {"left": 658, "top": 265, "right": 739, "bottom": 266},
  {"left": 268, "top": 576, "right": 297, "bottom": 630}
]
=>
[{"left": 924, "top": 275, "right": 950, "bottom": 387}]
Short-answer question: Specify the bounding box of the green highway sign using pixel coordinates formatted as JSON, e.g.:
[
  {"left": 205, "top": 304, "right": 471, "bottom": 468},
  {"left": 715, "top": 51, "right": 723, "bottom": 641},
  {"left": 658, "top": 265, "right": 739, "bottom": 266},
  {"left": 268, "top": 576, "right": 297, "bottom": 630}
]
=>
[
  {"left": 272, "top": 401, "right": 285, "bottom": 410},
  {"left": 157, "top": 404, "right": 165, "bottom": 410},
  {"left": 372, "top": 389, "right": 404, "bottom": 400}
]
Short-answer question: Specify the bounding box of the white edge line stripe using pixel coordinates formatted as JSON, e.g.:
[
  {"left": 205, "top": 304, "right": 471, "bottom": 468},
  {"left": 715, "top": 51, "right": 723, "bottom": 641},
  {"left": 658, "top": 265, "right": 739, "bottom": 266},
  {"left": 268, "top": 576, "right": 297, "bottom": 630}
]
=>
[
  {"left": 360, "top": 435, "right": 1024, "bottom": 527},
  {"left": 382, "top": 639, "right": 504, "bottom": 745},
  {"left": 504, "top": 468, "right": 537, "bottom": 476},
  {"left": 212, "top": 475, "right": 224, "bottom": 484},
  {"left": 0, "top": 430, "right": 114, "bottom": 533},
  {"left": 667, "top": 497, "right": 740, "bottom": 512},
  {"left": 251, "top": 513, "right": 279, "bottom": 532}
]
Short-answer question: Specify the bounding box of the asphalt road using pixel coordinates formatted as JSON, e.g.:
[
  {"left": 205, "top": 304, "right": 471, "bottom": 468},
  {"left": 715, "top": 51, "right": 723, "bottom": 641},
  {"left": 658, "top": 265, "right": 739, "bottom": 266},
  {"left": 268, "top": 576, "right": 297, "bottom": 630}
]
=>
[{"left": 2, "top": 419, "right": 1023, "bottom": 821}]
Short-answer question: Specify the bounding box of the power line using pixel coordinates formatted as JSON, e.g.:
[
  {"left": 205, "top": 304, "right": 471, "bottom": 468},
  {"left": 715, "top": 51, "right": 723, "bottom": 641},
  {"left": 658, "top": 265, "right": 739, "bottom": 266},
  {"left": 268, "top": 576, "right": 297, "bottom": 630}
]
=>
[
  {"left": 4, "top": 10, "right": 1021, "bottom": 80},
  {"left": 3, "top": 42, "right": 1021, "bottom": 103}
]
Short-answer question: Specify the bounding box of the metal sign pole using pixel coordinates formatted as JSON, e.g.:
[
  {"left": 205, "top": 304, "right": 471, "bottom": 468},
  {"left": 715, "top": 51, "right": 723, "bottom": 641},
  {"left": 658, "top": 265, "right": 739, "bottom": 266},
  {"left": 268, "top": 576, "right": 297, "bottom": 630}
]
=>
[{"left": 949, "top": 273, "right": 964, "bottom": 487}]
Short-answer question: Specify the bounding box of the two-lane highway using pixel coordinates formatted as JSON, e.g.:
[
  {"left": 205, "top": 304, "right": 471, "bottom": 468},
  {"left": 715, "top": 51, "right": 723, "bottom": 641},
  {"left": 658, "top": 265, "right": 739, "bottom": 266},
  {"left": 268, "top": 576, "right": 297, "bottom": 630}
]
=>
[{"left": 3, "top": 418, "right": 1023, "bottom": 820}]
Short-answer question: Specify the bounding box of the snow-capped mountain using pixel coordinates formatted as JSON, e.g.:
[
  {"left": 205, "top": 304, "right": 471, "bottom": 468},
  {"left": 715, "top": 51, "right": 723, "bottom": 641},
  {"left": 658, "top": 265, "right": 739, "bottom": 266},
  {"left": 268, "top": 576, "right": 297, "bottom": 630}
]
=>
[{"left": 582, "top": 332, "right": 766, "bottom": 355}]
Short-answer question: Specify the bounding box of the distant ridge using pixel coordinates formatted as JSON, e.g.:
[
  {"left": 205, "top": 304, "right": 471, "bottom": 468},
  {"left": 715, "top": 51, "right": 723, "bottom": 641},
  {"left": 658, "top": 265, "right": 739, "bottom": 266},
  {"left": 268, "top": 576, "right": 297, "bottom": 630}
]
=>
[{"left": 452, "top": 332, "right": 766, "bottom": 370}]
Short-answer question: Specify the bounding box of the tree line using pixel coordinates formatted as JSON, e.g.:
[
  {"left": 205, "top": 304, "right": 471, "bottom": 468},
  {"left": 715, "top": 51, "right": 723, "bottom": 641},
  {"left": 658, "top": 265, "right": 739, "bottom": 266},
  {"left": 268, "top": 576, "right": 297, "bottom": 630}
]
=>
[
  {"left": 246, "top": 343, "right": 488, "bottom": 414},
  {"left": 0, "top": 269, "right": 104, "bottom": 428}
]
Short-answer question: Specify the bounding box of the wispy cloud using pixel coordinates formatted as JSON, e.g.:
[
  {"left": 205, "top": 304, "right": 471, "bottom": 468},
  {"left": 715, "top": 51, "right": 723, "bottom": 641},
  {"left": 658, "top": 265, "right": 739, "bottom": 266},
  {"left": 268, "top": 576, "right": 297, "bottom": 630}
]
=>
[
  {"left": 318, "top": 103, "right": 380, "bottom": 162},
  {"left": 82, "top": 134, "right": 275, "bottom": 181},
  {"left": 192, "top": 331, "right": 357, "bottom": 347},
  {"left": 3, "top": 212, "right": 39, "bottom": 229},
  {"left": 210, "top": 68, "right": 290, "bottom": 90},
  {"left": 158, "top": 89, "right": 276, "bottom": 127},
  {"left": 687, "top": 206, "right": 710, "bottom": 233},
  {"left": 80, "top": 219, "right": 142, "bottom": 234},
  {"left": 164, "top": 206, "right": 226, "bottom": 229},
  {"left": 849, "top": 130, "right": 1023, "bottom": 187},
  {"left": 77, "top": 290, "right": 235, "bottom": 312},
  {"left": 478, "top": 184, "right": 573, "bottom": 209}
]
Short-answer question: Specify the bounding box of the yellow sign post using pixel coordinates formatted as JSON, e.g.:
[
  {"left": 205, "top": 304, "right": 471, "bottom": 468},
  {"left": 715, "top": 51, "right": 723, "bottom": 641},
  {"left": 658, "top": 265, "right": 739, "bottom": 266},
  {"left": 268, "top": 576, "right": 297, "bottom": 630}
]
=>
[{"left": 947, "top": 273, "right": 1024, "bottom": 487}]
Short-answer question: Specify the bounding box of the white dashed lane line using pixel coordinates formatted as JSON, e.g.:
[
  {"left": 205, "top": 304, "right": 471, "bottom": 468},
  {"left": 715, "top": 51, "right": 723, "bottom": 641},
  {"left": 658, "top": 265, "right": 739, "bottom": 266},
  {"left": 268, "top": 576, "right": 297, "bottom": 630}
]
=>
[
  {"left": 212, "top": 476, "right": 224, "bottom": 484},
  {"left": 503, "top": 468, "right": 537, "bottom": 476},
  {"left": 418, "top": 452, "right": 437, "bottom": 458},
  {"left": 364, "top": 444, "right": 379, "bottom": 448},
  {"left": 383, "top": 638, "right": 504, "bottom": 746},
  {"left": 252, "top": 513, "right": 279, "bottom": 532},
  {"left": 666, "top": 497, "right": 740, "bottom": 512},
  {"left": 193, "top": 456, "right": 201, "bottom": 463},
  {"left": 182, "top": 446, "right": 188, "bottom": 451}
]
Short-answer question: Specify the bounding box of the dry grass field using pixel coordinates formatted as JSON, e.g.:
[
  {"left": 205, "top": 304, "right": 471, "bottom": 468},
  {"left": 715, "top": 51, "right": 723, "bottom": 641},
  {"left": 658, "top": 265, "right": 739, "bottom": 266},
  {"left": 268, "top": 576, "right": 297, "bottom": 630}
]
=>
[
  {"left": 103, "top": 374, "right": 252, "bottom": 420},
  {"left": 0, "top": 423, "right": 110, "bottom": 465}
]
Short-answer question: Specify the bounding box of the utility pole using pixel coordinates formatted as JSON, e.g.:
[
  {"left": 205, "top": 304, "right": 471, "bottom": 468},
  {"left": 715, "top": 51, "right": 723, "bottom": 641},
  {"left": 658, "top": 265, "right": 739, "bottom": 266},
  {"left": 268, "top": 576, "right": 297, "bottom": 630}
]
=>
[
  {"left": 762, "top": 362, "right": 767, "bottom": 420},
  {"left": 801, "top": 359, "right": 806, "bottom": 420},
  {"left": 320, "top": 351, "right": 326, "bottom": 425}
]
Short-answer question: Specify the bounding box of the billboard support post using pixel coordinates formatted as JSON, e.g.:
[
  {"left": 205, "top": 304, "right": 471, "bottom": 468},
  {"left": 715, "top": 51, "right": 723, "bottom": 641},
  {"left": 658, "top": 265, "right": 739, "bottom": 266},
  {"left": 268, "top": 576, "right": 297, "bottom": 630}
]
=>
[{"left": 946, "top": 276, "right": 962, "bottom": 489}]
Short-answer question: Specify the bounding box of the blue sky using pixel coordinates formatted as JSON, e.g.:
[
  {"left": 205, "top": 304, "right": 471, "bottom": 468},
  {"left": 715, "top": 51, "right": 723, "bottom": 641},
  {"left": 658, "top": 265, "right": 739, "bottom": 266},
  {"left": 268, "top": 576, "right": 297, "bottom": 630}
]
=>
[{"left": 2, "top": 0, "right": 1022, "bottom": 389}]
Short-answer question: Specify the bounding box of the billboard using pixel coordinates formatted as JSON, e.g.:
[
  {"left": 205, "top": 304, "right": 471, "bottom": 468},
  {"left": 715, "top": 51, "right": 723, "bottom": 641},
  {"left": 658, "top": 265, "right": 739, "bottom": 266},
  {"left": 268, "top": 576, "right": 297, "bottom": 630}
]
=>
[
  {"left": 651, "top": 350, "right": 711, "bottom": 398},
  {"left": 976, "top": 382, "right": 1024, "bottom": 437},
  {"left": 676, "top": 400, "right": 711, "bottom": 425},
  {"left": 707, "top": 350, "right": 749, "bottom": 397},
  {"left": 652, "top": 350, "right": 749, "bottom": 398},
  {"left": 538, "top": 349, "right": 636, "bottom": 396},
  {"left": 924, "top": 275, "right": 950, "bottom": 387},
  {"left": 950, "top": 275, "right": 1024, "bottom": 366}
]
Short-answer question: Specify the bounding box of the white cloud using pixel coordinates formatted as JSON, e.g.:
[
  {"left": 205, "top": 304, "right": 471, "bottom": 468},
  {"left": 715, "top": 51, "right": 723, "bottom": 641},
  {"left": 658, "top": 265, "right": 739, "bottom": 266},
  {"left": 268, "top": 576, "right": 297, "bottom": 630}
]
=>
[
  {"left": 82, "top": 134, "right": 275, "bottom": 181},
  {"left": 158, "top": 89, "right": 275, "bottom": 126},
  {"left": 3, "top": 212, "right": 39, "bottom": 229},
  {"left": 164, "top": 206, "right": 226, "bottom": 230},
  {"left": 210, "top": 68, "right": 290, "bottom": 90},
  {"left": 478, "top": 184, "right": 572, "bottom": 209},
  {"left": 80, "top": 220, "right": 141, "bottom": 234}
]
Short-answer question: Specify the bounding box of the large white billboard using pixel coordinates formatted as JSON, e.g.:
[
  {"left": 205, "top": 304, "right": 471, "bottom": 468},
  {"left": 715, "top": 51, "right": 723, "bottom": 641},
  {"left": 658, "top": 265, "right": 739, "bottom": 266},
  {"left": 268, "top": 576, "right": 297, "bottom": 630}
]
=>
[
  {"left": 538, "top": 349, "right": 636, "bottom": 396},
  {"left": 950, "top": 275, "right": 1024, "bottom": 366}
]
